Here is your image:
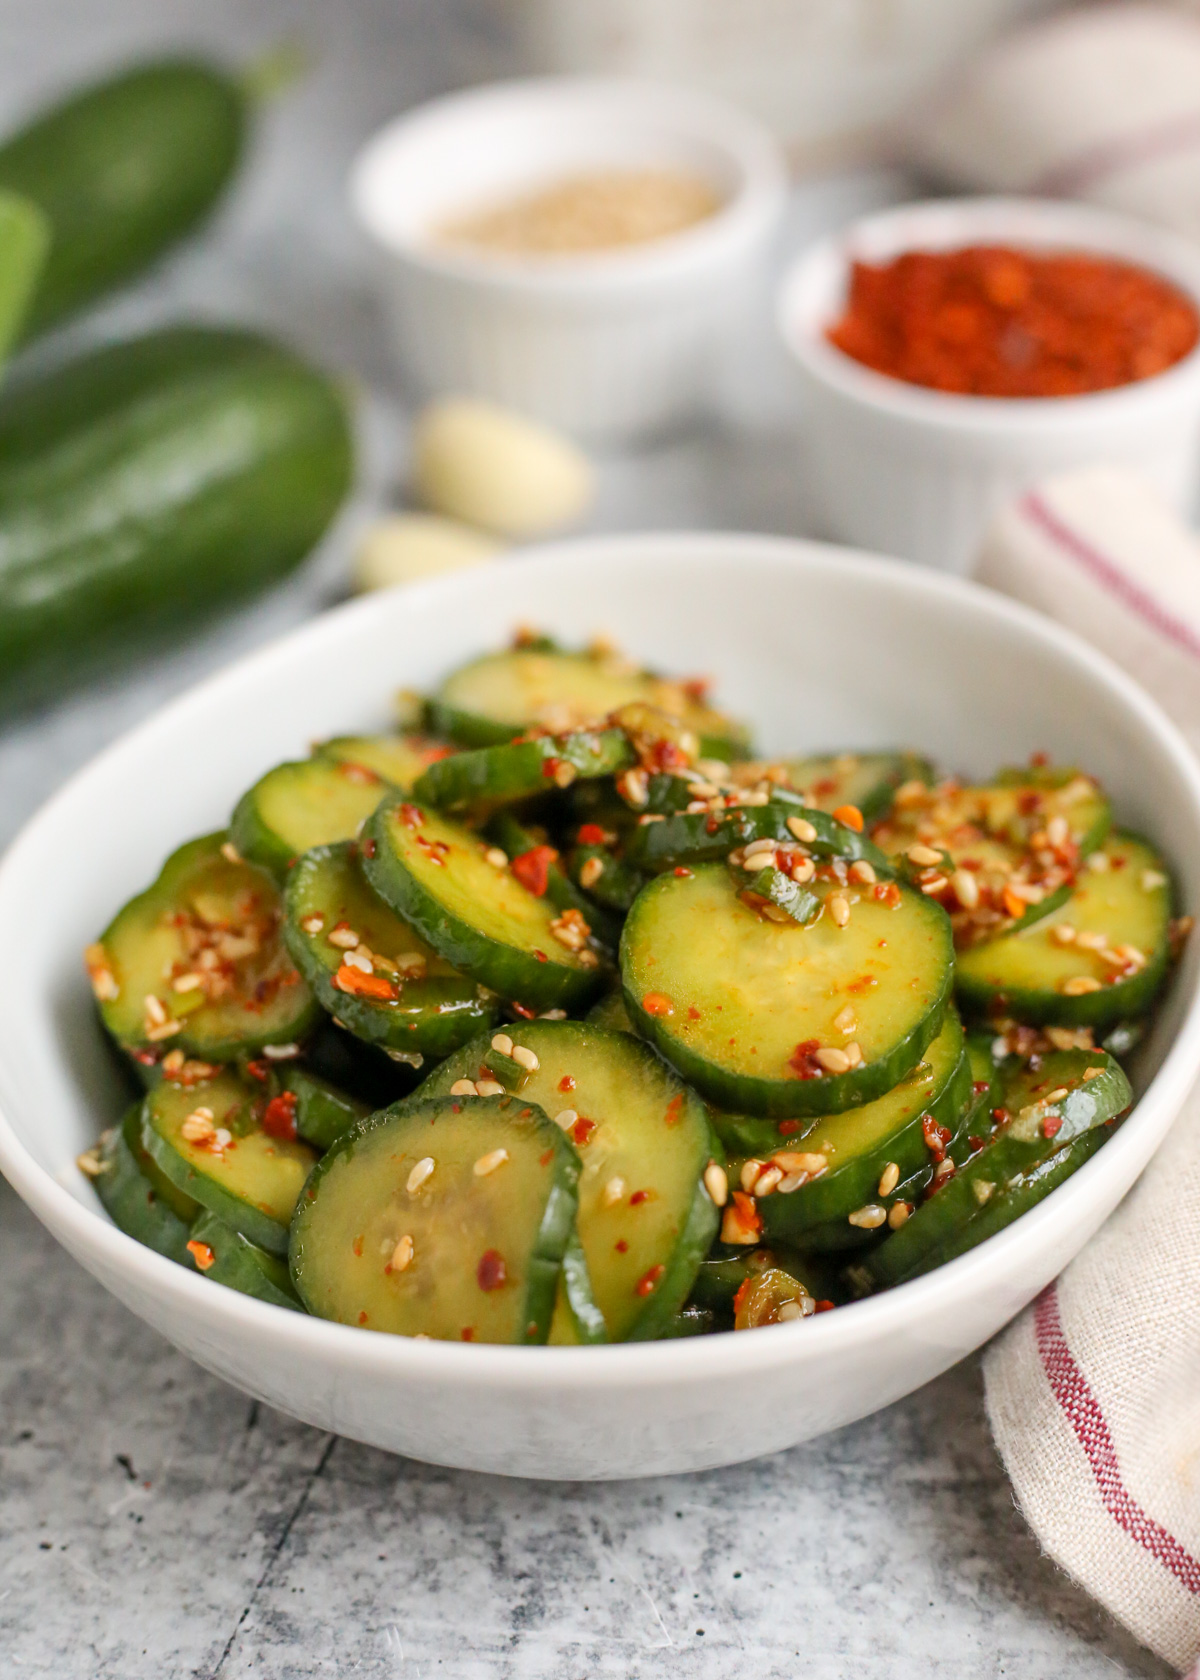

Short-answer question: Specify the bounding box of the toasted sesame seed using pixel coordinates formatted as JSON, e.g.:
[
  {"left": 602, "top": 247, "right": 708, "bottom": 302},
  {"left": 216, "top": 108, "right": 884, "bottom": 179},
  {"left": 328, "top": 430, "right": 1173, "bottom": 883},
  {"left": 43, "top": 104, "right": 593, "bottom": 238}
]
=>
[
  {"left": 834, "top": 1004, "right": 857, "bottom": 1035},
  {"left": 449, "top": 1078, "right": 479, "bottom": 1096},
  {"left": 844, "top": 1041, "right": 864, "bottom": 1068},
  {"left": 907, "top": 844, "right": 943, "bottom": 867},
  {"left": 887, "top": 1201, "right": 912, "bottom": 1230},
  {"left": 76, "top": 1145, "right": 106, "bottom": 1178},
  {"left": 772, "top": 1150, "right": 828, "bottom": 1177},
  {"left": 1050, "top": 924, "right": 1078, "bottom": 946},
  {"left": 1142, "top": 869, "right": 1167, "bottom": 891},
  {"left": 1083, "top": 1065, "right": 1105, "bottom": 1080},
  {"left": 878, "top": 1161, "right": 901, "bottom": 1197},
  {"left": 262, "top": 1042, "right": 300, "bottom": 1061},
  {"left": 920, "top": 875, "right": 949, "bottom": 897},
  {"left": 391, "top": 1234, "right": 414, "bottom": 1272},
  {"left": 491, "top": 1032, "right": 514, "bottom": 1057},
  {"left": 485, "top": 848, "right": 508, "bottom": 868},
  {"left": 1115, "top": 943, "right": 1147, "bottom": 969},
  {"left": 213, "top": 1127, "right": 232, "bottom": 1150},
  {"left": 602, "top": 1176, "right": 626, "bottom": 1208},
  {"left": 1045, "top": 1087, "right": 1070, "bottom": 1103},
  {"left": 972, "top": 1180, "right": 995, "bottom": 1206},
  {"left": 406, "top": 1157, "right": 435, "bottom": 1194},
  {"left": 1087, "top": 852, "right": 1110, "bottom": 873},
  {"left": 171, "top": 972, "right": 203, "bottom": 993},
  {"left": 512, "top": 1045, "right": 540, "bottom": 1072},
  {"left": 220, "top": 841, "right": 242, "bottom": 865},
  {"left": 703, "top": 1162, "right": 728, "bottom": 1207},
  {"left": 620, "top": 768, "right": 649, "bottom": 807},
  {"left": 181, "top": 1109, "right": 215, "bottom": 1144},
  {"left": 300, "top": 913, "right": 325, "bottom": 935},
  {"left": 474, "top": 1079, "right": 505, "bottom": 1097},
  {"left": 791, "top": 857, "right": 815, "bottom": 883},
  {"left": 344, "top": 946, "right": 374, "bottom": 973},
  {"left": 540, "top": 1008, "right": 568, "bottom": 1020},
  {"left": 828, "top": 894, "right": 850, "bottom": 929},
  {"left": 753, "top": 1166, "right": 783, "bottom": 1197},
  {"left": 474, "top": 1148, "right": 509, "bottom": 1177},
  {"left": 395, "top": 953, "right": 428, "bottom": 978},
  {"left": 776, "top": 1174, "right": 804, "bottom": 1194},
  {"left": 816, "top": 1046, "right": 851, "bottom": 1074},
  {"left": 849, "top": 859, "right": 877, "bottom": 885},
  {"left": 740, "top": 1159, "right": 764, "bottom": 1193},
  {"left": 776, "top": 1300, "right": 806, "bottom": 1323},
  {"left": 554, "top": 1108, "right": 578, "bottom": 1130},
  {"left": 143, "top": 993, "right": 167, "bottom": 1026},
  {"left": 786, "top": 816, "right": 818, "bottom": 844},
  {"left": 579, "top": 855, "right": 605, "bottom": 888},
  {"left": 951, "top": 869, "right": 979, "bottom": 909},
  {"left": 327, "top": 924, "right": 360, "bottom": 950},
  {"left": 848, "top": 1204, "right": 887, "bottom": 1230},
  {"left": 1075, "top": 930, "right": 1108, "bottom": 951},
  {"left": 1046, "top": 815, "right": 1069, "bottom": 847},
  {"left": 144, "top": 1016, "right": 182, "bottom": 1043},
  {"left": 1062, "top": 975, "right": 1103, "bottom": 995}
]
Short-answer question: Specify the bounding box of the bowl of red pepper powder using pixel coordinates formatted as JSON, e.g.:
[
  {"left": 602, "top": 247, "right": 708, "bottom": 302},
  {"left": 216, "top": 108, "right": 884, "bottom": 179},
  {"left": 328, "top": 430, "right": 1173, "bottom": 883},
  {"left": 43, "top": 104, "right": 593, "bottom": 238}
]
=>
[{"left": 778, "top": 196, "right": 1200, "bottom": 573}]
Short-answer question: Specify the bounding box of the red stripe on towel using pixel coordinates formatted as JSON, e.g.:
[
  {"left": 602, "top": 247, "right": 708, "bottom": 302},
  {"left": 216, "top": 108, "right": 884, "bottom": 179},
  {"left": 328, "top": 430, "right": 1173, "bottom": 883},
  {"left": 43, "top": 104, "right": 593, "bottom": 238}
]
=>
[
  {"left": 1021, "top": 490, "right": 1200, "bottom": 663},
  {"left": 1035, "top": 1285, "right": 1200, "bottom": 1594}
]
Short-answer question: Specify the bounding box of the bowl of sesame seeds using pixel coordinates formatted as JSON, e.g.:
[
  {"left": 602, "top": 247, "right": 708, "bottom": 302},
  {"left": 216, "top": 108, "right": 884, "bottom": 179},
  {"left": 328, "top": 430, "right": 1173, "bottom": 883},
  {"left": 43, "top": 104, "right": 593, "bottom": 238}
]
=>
[{"left": 1, "top": 531, "right": 1198, "bottom": 1479}]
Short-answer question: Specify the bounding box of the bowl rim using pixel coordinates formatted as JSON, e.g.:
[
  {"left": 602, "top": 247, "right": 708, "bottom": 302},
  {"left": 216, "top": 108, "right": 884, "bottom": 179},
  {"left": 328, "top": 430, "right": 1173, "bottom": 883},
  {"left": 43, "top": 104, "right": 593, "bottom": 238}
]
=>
[
  {"left": 349, "top": 74, "right": 788, "bottom": 296},
  {"left": 3, "top": 529, "right": 1200, "bottom": 1393},
  {"left": 778, "top": 195, "right": 1200, "bottom": 432}
]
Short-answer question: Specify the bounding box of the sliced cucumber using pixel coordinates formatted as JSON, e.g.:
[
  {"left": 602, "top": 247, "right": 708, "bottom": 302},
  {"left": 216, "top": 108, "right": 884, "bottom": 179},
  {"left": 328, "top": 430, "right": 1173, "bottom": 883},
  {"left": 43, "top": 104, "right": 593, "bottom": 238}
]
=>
[
  {"left": 743, "top": 752, "right": 934, "bottom": 823},
  {"left": 92, "top": 1106, "right": 195, "bottom": 1263},
  {"left": 184, "top": 1210, "right": 301, "bottom": 1310},
  {"left": 427, "top": 645, "right": 750, "bottom": 760},
  {"left": 317, "top": 733, "right": 449, "bottom": 789},
  {"left": 625, "top": 801, "right": 890, "bottom": 875},
  {"left": 955, "top": 832, "right": 1172, "bottom": 1031},
  {"left": 486, "top": 810, "right": 621, "bottom": 949},
  {"left": 566, "top": 842, "right": 645, "bottom": 914},
  {"left": 621, "top": 862, "right": 953, "bottom": 1117},
  {"left": 89, "top": 833, "right": 317, "bottom": 1064},
  {"left": 872, "top": 769, "right": 1111, "bottom": 940},
  {"left": 548, "top": 1234, "right": 609, "bottom": 1345},
  {"left": 863, "top": 1049, "right": 1130, "bottom": 1288},
  {"left": 363, "top": 796, "right": 606, "bottom": 1012},
  {"left": 416, "top": 1020, "right": 720, "bottom": 1341},
  {"left": 413, "top": 728, "right": 634, "bottom": 818},
  {"left": 586, "top": 990, "right": 635, "bottom": 1033},
  {"left": 231, "top": 756, "right": 391, "bottom": 878},
  {"left": 240, "top": 1053, "right": 370, "bottom": 1152},
  {"left": 689, "top": 1247, "right": 838, "bottom": 1318},
  {"left": 140, "top": 1071, "right": 317, "bottom": 1256},
  {"left": 284, "top": 842, "right": 498, "bottom": 1057},
  {"left": 290, "top": 1093, "right": 578, "bottom": 1343}
]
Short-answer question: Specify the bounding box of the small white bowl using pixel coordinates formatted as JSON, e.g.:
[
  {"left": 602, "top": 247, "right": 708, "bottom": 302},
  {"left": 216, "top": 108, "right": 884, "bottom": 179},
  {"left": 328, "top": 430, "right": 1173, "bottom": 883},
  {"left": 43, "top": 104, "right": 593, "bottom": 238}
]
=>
[
  {"left": 778, "top": 197, "right": 1200, "bottom": 574},
  {"left": 350, "top": 77, "right": 787, "bottom": 444},
  {"left": 2, "top": 533, "right": 1199, "bottom": 1481}
]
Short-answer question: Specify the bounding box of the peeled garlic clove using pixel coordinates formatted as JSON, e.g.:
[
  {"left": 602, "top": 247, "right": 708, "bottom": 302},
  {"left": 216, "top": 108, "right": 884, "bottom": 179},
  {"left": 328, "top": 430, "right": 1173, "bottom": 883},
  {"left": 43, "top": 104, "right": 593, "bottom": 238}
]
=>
[
  {"left": 353, "top": 513, "right": 502, "bottom": 593},
  {"left": 411, "top": 397, "right": 594, "bottom": 539}
]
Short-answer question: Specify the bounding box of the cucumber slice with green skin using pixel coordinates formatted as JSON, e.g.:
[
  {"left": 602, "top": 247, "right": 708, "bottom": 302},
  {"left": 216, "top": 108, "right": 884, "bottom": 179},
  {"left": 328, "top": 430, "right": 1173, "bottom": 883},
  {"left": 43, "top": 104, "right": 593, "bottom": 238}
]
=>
[
  {"left": 548, "top": 1234, "right": 609, "bottom": 1345},
  {"left": 363, "top": 796, "right": 606, "bottom": 1013},
  {"left": 760, "top": 753, "right": 936, "bottom": 823},
  {"left": 742, "top": 1014, "right": 971, "bottom": 1243},
  {"left": 625, "top": 801, "right": 890, "bottom": 876},
  {"left": 140, "top": 1071, "right": 317, "bottom": 1256},
  {"left": 239, "top": 1053, "right": 370, "bottom": 1152},
  {"left": 290, "top": 1094, "right": 578, "bottom": 1343},
  {"left": 487, "top": 811, "right": 622, "bottom": 950},
  {"left": 317, "top": 733, "right": 449, "bottom": 789},
  {"left": 92, "top": 1107, "right": 195, "bottom": 1264},
  {"left": 863, "top": 1049, "right": 1130, "bottom": 1289},
  {"left": 88, "top": 833, "right": 318, "bottom": 1064},
  {"left": 585, "top": 990, "right": 636, "bottom": 1033},
  {"left": 283, "top": 842, "right": 498, "bottom": 1057},
  {"left": 416, "top": 1020, "right": 722, "bottom": 1341},
  {"left": 231, "top": 756, "right": 391, "bottom": 879},
  {"left": 730, "top": 858, "right": 820, "bottom": 926},
  {"left": 871, "top": 770, "right": 1111, "bottom": 941},
  {"left": 621, "top": 862, "right": 954, "bottom": 1118},
  {"left": 567, "top": 843, "right": 646, "bottom": 915},
  {"left": 795, "top": 1159, "right": 934, "bottom": 1255},
  {"left": 689, "top": 1247, "right": 838, "bottom": 1316},
  {"left": 426, "top": 646, "right": 750, "bottom": 761},
  {"left": 184, "top": 1210, "right": 301, "bottom": 1311},
  {"left": 413, "top": 728, "right": 635, "bottom": 819},
  {"left": 302, "top": 1016, "right": 416, "bottom": 1110},
  {"left": 955, "top": 832, "right": 1173, "bottom": 1031}
]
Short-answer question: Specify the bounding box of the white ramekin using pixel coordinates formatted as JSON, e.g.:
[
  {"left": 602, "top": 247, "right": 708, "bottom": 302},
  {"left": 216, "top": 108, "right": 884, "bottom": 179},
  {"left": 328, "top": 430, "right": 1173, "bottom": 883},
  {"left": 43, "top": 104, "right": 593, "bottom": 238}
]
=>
[
  {"left": 350, "top": 77, "right": 787, "bottom": 444},
  {"left": 778, "top": 197, "right": 1200, "bottom": 573}
]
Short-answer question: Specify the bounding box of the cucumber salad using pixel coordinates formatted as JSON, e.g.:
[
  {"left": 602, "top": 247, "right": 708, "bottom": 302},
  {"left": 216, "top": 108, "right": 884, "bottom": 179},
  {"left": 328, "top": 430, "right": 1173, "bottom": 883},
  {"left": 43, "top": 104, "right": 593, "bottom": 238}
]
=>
[{"left": 78, "top": 633, "right": 1190, "bottom": 1343}]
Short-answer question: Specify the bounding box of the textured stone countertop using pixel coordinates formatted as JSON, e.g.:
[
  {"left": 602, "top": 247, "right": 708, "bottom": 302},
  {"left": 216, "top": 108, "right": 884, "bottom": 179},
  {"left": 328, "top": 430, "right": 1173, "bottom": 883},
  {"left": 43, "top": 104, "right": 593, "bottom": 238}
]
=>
[{"left": 0, "top": 1, "right": 1175, "bottom": 1675}]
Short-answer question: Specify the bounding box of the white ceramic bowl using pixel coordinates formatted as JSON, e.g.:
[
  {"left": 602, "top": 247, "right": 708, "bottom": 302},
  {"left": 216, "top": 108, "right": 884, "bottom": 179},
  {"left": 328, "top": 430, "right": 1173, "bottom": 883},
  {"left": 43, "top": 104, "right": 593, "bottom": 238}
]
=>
[
  {"left": 2, "top": 533, "right": 1199, "bottom": 1481},
  {"left": 778, "top": 197, "right": 1200, "bottom": 574},
  {"left": 349, "top": 77, "right": 787, "bottom": 443}
]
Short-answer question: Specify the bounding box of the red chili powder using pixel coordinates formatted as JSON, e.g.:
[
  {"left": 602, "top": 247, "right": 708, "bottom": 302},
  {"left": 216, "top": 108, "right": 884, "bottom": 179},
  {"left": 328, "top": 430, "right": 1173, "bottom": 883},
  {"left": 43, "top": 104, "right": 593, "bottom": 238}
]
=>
[{"left": 827, "top": 246, "right": 1199, "bottom": 398}]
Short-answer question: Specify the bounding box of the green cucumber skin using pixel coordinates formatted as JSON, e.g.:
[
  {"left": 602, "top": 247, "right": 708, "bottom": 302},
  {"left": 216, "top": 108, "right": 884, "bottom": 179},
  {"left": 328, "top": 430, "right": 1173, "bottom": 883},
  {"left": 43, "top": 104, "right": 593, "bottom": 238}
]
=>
[
  {"left": 567, "top": 844, "right": 645, "bottom": 915},
  {"left": 559, "top": 1232, "right": 608, "bottom": 1345},
  {"left": 0, "top": 191, "right": 48, "bottom": 365},
  {"left": 279, "top": 1066, "right": 369, "bottom": 1152},
  {"left": 93, "top": 1111, "right": 193, "bottom": 1264},
  {"left": 414, "top": 729, "right": 635, "bottom": 817},
  {"left": 956, "top": 944, "right": 1169, "bottom": 1032},
  {"left": 486, "top": 812, "right": 622, "bottom": 949},
  {"left": 229, "top": 770, "right": 304, "bottom": 879},
  {"left": 626, "top": 802, "right": 891, "bottom": 875},
  {"left": 0, "top": 326, "right": 353, "bottom": 713},
  {"left": 186, "top": 1211, "right": 302, "bottom": 1311},
  {"left": 139, "top": 1102, "right": 293, "bottom": 1257},
  {"left": 425, "top": 698, "right": 746, "bottom": 764},
  {"left": 0, "top": 60, "right": 245, "bottom": 338},
  {"left": 363, "top": 798, "right": 604, "bottom": 1014},
  {"left": 756, "top": 1042, "right": 972, "bottom": 1245}
]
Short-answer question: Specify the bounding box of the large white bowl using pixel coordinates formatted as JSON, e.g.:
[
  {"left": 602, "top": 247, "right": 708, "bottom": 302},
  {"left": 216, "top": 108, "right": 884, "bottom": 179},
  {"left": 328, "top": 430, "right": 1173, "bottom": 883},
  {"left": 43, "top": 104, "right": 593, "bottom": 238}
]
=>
[{"left": 2, "top": 533, "right": 1199, "bottom": 1481}]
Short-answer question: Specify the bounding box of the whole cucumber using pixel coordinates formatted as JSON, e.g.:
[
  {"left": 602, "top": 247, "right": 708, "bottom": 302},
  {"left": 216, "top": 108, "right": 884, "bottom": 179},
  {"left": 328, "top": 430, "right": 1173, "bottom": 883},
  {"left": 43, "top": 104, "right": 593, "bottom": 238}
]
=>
[
  {"left": 0, "top": 325, "right": 353, "bottom": 711},
  {"left": 0, "top": 59, "right": 247, "bottom": 339}
]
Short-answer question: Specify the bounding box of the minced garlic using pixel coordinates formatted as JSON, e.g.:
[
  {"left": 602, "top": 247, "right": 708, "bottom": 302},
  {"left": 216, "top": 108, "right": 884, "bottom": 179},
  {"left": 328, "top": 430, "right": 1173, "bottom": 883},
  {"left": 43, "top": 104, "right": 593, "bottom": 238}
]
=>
[{"left": 436, "top": 169, "right": 722, "bottom": 256}]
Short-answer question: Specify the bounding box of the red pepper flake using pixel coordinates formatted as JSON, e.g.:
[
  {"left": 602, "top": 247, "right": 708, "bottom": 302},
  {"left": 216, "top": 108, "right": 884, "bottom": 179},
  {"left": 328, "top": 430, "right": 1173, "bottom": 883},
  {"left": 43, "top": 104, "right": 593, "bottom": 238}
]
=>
[
  {"left": 352, "top": 1233, "right": 363, "bottom": 1258},
  {"left": 873, "top": 882, "right": 902, "bottom": 907},
  {"left": 477, "top": 1249, "right": 507, "bottom": 1292},
  {"left": 558, "top": 1074, "right": 576, "bottom": 1092},
  {"left": 664, "top": 1094, "right": 685, "bottom": 1128},
  {"left": 338, "top": 761, "right": 380, "bottom": 785},
  {"left": 968, "top": 1135, "right": 985, "bottom": 1153},
  {"left": 542, "top": 756, "right": 563, "bottom": 781},
  {"left": 1018, "top": 790, "right": 1041, "bottom": 816},
  {"left": 732, "top": 1278, "right": 753, "bottom": 1316},
  {"left": 673, "top": 866, "right": 694, "bottom": 878},
  {"left": 570, "top": 1117, "right": 597, "bottom": 1146},
  {"left": 534, "top": 950, "right": 548, "bottom": 963},
  {"left": 539, "top": 1148, "right": 553, "bottom": 1166},
  {"left": 681, "top": 676, "right": 711, "bottom": 704},
  {"left": 789, "top": 1039, "right": 823, "bottom": 1080},
  {"left": 577, "top": 823, "right": 608, "bottom": 846},
  {"left": 972, "top": 1081, "right": 991, "bottom": 1096},
  {"left": 399, "top": 803, "right": 424, "bottom": 828},
  {"left": 511, "top": 1001, "right": 537, "bottom": 1019},
  {"left": 1043, "top": 1115, "right": 1063, "bottom": 1139},
  {"left": 461, "top": 1326, "right": 475, "bottom": 1341},
  {"left": 358, "top": 1311, "right": 369, "bottom": 1325},
  {"left": 705, "top": 814, "right": 721, "bottom": 835},
  {"left": 245, "top": 1059, "right": 270, "bottom": 1083},
  {"left": 1031, "top": 750, "right": 1049, "bottom": 767},
  {"left": 615, "top": 1239, "right": 629, "bottom": 1253},
  {"left": 832, "top": 804, "right": 864, "bottom": 832},
  {"left": 642, "top": 992, "right": 674, "bottom": 1018},
  {"left": 814, "top": 1299, "right": 836, "bottom": 1313},
  {"left": 186, "top": 1240, "right": 215, "bottom": 1272},
  {"left": 730, "top": 1191, "right": 762, "bottom": 1240},
  {"left": 777, "top": 1120, "right": 802, "bottom": 1136},
  {"left": 333, "top": 964, "right": 397, "bottom": 1001},
  {"left": 687, "top": 1005, "right": 701, "bottom": 1020},
  {"left": 632, "top": 1189, "right": 659, "bottom": 1207},
  {"left": 132, "top": 1049, "right": 161, "bottom": 1068},
  {"left": 262, "top": 1090, "right": 298, "bottom": 1141},
  {"left": 992, "top": 1106, "right": 1011, "bottom": 1128},
  {"left": 635, "top": 1263, "right": 666, "bottom": 1297},
  {"left": 363, "top": 838, "right": 378, "bottom": 859},
  {"left": 921, "top": 1113, "right": 952, "bottom": 1161}
]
